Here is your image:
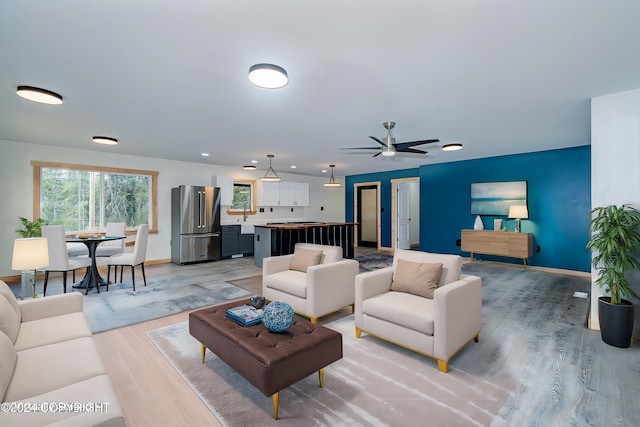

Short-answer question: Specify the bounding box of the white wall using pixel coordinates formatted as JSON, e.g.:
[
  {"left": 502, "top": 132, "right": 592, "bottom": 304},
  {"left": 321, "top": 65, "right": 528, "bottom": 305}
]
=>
[
  {"left": 0, "top": 140, "right": 345, "bottom": 277},
  {"left": 590, "top": 88, "right": 640, "bottom": 336}
]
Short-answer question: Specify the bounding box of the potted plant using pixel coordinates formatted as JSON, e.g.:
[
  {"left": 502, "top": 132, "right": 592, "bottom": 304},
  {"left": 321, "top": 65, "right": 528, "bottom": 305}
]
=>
[
  {"left": 15, "top": 217, "right": 47, "bottom": 238},
  {"left": 586, "top": 204, "right": 640, "bottom": 348}
]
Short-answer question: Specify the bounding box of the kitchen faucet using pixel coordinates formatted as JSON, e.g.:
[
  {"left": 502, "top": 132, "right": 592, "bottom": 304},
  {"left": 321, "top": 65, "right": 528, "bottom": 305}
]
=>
[{"left": 243, "top": 203, "right": 248, "bottom": 222}]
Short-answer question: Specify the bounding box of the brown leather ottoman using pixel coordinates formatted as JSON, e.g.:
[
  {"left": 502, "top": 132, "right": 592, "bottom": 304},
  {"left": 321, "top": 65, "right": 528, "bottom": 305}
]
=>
[{"left": 189, "top": 300, "right": 343, "bottom": 420}]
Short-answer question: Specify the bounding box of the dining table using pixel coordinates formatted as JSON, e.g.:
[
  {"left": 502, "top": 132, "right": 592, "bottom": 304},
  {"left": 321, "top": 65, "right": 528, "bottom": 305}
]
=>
[{"left": 66, "top": 235, "right": 126, "bottom": 294}]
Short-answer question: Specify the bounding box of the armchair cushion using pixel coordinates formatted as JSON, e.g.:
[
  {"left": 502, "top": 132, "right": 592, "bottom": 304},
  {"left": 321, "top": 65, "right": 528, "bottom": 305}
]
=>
[
  {"left": 265, "top": 270, "right": 308, "bottom": 298},
  {"left": 391, "top": 259, "right": 442, "bottom": 299},
  {"left": 362, "top": 291, "right": 434, "bottom": 335},
  {"left": 392, "top": 249, "right": 461, "bottom": 288},
  {"left": 290, "top": 248, "right": 323, "bottom": 272}
]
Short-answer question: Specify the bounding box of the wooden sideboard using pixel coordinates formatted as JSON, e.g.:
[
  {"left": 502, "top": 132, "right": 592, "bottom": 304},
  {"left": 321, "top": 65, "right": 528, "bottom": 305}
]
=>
[{"left": 461, "top": 229, "right": 534, "bottom": 269}]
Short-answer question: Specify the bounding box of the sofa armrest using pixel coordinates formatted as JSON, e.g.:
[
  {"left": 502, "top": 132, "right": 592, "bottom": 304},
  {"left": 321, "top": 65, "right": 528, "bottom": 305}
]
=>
[
  {"left": 306, "top": 260, "right": 359, "bottom": 316},
  {"left": 263, "top": 254, "right": 294, "bottom": 276},
  {"left": 18, "top": 292, "right": 84, "bottom": 322},
  {"left": 433, "top": 274, "right": 482, "bottom": 361},
  {"left": 354, "top": 267, "right": 393, "bottom": 326}
]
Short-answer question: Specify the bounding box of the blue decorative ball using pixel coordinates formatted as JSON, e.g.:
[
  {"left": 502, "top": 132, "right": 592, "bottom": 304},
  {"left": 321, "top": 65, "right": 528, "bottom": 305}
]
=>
[{"left": 262, "top": 301, "right": 295, "bottom": 333}]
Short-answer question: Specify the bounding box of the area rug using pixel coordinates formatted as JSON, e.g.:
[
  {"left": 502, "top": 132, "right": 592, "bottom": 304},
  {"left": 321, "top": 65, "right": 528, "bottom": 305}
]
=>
[
  {"left": 354, "top": 253, "right": 393, "bottom": 272},
  {"left": 147, "top": 315, "right": 514, "bottom": 427},
  {"left": 84, "top": 277, "right": 253, "bottom": 333},
  {"left": 146, "top": 262, "right": 637, "bottom": 426}
]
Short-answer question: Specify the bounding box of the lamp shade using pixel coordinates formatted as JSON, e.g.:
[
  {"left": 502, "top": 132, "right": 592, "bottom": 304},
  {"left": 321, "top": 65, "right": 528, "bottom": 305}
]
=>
[
  {"left": 508, "top": 205, "right": 529, "bottom": 219},
  {"left": 12, "top": 238, "right": 49, "bottom": 271}
]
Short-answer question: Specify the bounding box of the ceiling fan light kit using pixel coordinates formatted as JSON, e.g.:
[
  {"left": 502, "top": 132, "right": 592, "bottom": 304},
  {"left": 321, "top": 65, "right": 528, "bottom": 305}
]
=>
[
  {"left": 260, "top": 154, "right": 282, "bottom": 181},
  {"left": 16, "top": 85, "right": 63, "bottom": 105},
  {"left": 248, "top": 63, "right": 288, "bottom": 89},
  {"left": 324, "top": 164, "right": 342, "bottom": 187}
]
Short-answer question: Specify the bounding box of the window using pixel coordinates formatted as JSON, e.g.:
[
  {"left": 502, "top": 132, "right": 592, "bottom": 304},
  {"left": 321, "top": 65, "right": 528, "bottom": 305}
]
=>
[
  {"left": 32, "top": 161, "right": 158, "bottom": 233},
  {"left": 227, "top": 179, "right": 256, "bottom": 216}
]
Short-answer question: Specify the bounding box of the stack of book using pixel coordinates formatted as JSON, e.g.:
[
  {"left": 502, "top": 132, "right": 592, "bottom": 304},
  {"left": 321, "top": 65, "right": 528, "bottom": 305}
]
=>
[{"left": 226, "top": 305, "right": 263, "bottom": 327}]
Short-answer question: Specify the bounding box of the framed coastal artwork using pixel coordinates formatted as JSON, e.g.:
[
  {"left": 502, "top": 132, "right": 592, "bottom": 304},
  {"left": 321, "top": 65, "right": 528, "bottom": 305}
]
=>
[{"left": 471, "top": 181, "right": 527, "bottom": 216}]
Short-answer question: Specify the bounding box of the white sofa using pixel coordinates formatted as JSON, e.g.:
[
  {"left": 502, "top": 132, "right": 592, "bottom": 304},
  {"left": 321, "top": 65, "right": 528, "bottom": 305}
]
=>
[
  {"left": 0, "top": 280, "right": 125, "bottom": 426},
  {"left": 263, "top": 243, "right": 359, "bottom": 323},
  {"left": 355, "top": 249, "right": 482, "bottom": 373}
]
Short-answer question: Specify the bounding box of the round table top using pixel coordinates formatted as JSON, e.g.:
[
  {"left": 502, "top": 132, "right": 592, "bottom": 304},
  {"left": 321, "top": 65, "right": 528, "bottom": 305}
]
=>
[{"left": 66, "top": 235, "right": 126, "bottom": 243}]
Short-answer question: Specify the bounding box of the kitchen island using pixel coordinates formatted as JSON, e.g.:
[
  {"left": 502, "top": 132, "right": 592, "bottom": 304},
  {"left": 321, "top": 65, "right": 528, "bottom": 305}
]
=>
[{"left": 254, "top": 222, "right": 356, "bottom": 267}]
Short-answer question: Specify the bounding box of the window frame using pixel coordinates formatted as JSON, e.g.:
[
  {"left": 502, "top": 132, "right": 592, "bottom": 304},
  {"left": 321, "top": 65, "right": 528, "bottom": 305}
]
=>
[
  {"left": 32, "top": 161, "right": 159, "bottom": 234},
  {"left": 226, "top": 178, "right": 257, "bottom": 216}
]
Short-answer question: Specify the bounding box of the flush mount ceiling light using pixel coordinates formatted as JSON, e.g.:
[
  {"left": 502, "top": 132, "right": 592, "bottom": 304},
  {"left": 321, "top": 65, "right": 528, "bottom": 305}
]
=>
[
  {"left": 243, "top": 165, "right": 256, "bottom": 170},
  {"left": 324, "top": 164, "right": 342, "bottom": 188},
  {"left": 260, "top": 154, "right": 282, "bottom": 182},
  {"left": 248, "top": 63, "right": 288, "bottom": 89},
  {"left": 442, "top": 143, "right": 463, "bottom": 151},
  {"left": 16, "top": 86, "right": 63, "bottom": 105},
  {"left": 92, "top": 136, "right": 118, "bottom": 145}
]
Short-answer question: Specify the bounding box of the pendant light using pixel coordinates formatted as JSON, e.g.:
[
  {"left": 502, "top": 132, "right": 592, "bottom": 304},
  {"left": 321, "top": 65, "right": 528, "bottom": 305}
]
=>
[
  {"left": 324, "top": 164, "right": 342, "bottom": 187},
  {"left": 260, "top": 154, "right": 282, "bottom": 182}
]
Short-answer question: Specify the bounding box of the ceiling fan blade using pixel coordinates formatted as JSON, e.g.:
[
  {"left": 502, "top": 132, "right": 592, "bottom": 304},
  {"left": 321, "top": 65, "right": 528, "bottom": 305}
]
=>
[
  {"left": 372, "top": 152, "right": 382, "bottom": 157},
  {"left": 397, "top": 148, "right": 428, "bottom": 154},
  {"left": 340, "top": 147, "right": 381, "bottom": 150},
  {"left": 394, "top": 139, "right": 440, "bottom": 150},
  {"left": 369, "top": 136, "right": 387, "bottom": 146}
]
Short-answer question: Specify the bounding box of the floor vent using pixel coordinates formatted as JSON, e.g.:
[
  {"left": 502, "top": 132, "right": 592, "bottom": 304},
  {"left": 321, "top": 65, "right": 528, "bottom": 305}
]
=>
[{"left": 573, "top": 291, "right": 589, "bottom": 299}]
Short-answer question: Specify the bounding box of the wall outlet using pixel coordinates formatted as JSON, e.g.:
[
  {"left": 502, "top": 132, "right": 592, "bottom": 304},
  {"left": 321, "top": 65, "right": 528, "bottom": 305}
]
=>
[{"left": 259, "top": 208, "right": 264, "bottom": 213}]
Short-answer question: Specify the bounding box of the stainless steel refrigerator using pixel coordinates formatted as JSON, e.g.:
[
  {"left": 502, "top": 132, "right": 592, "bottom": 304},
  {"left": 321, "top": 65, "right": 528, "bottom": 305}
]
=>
[{"left": 171, "top": 185, "right": 222, "bottom": 264}]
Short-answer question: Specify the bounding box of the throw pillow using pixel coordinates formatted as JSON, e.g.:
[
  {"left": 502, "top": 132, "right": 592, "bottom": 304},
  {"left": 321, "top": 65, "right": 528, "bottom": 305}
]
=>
[
  {"left": 391, "top": 259, "right": 443, "bottom": 299},
  {"left": 290, "top": 248, "right": 323, "bottom": 272}
]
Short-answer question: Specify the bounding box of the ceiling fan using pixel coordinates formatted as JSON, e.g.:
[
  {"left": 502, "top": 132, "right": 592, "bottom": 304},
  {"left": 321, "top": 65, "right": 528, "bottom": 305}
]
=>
[{"left": 341, "top": 121, "right": 439, "bottom": 157}]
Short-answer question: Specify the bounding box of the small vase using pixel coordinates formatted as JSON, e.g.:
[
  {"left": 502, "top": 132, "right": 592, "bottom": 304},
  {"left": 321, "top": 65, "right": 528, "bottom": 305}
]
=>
[{"left": 474, "top": 215, "right": 484, "bottom": 230}]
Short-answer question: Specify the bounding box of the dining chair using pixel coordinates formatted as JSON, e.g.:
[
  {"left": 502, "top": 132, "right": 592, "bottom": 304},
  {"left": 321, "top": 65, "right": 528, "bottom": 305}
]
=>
[
  {"left": 106, "top": 224, "right": 149, "bottom": 291},
  {"left": 41, "top": 225, "right": 92, "bottom": 296},
  {"left": 95, "top": 222, "right": 126, "bottom": 257}
]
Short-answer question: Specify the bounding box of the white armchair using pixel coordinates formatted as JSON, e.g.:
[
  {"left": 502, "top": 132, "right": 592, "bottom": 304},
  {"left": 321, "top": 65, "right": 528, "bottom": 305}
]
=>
[
  {"left": 355, "top": 249, "right": 482, "bottom": 373},
  {"left": 263, "top": 243, "right": 359, "bottom": 324}
]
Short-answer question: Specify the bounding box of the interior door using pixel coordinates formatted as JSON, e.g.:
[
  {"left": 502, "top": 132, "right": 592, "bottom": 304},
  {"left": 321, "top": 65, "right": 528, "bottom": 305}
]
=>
[
  {"left": 396, "top": 182, "right": 411, "bottom": 249},
  {"left": 357, "top": 185, "right": 378, "bottom": 247}
]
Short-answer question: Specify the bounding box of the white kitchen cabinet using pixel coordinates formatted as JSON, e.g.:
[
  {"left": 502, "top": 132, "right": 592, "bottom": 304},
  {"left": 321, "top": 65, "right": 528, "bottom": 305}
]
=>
[
  {"left": 257, "top": 181, "right": 280, "bottom": 206},
  {"left": 256, "top": 181, "right": 309, "bottom": 206},
  {"left": 211, "top": 175, "right": 234, "bottom": 206}
]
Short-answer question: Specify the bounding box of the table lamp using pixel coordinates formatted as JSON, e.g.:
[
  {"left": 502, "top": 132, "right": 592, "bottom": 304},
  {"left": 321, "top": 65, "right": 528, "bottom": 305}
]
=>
[
  {"left": 12, "top": 238, "right": 49, "bottom": 298},
  {"left": 508, "top": 206, "right": 529, "bottom": 233}
]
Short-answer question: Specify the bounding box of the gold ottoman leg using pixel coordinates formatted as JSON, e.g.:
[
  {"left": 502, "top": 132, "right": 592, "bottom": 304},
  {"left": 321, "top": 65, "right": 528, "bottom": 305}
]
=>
[
  {"left": 319, "top": 368, "right": 325, "bottom": 388},
  {"left": 272, "top": 392, "right": 279, "bottom": 420},
  {"left": 201, "top": 343, "right": 206, "bottom": 363}
]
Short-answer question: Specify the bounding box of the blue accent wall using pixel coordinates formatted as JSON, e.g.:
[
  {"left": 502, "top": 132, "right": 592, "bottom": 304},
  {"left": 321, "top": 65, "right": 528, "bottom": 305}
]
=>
[{"left": 346, "top": 146, "right": 591, "bottom": 272}]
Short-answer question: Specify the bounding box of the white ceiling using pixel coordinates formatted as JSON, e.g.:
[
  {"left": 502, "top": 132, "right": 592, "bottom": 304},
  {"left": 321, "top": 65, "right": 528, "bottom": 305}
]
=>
[{"left": 1, "top": 1, "right": 639, "bottom": 178}]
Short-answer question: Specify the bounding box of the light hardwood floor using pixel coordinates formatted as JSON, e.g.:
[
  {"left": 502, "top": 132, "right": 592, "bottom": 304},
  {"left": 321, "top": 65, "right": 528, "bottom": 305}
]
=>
[{"left": 89, "top": 257, "right": 352, "bottom": 426}]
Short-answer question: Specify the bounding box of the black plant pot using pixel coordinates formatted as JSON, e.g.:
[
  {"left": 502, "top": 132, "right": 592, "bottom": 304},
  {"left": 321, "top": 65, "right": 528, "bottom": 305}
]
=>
[{"left": 598, "top": 296, "right": 635, "bottom": 348}]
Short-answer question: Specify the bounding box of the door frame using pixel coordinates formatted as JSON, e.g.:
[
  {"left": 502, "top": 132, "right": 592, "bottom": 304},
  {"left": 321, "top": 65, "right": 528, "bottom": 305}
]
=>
[
  {"left": 353, "top": 182, "right": 381, "bottom": 249},
  {"left": 391, "top": 177, "right": 420, "bottom": 250}
]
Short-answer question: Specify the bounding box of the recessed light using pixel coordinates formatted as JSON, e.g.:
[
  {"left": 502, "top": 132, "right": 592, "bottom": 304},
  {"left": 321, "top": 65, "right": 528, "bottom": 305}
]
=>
[
  {"left": 244, "top": 165, "right": 257, "bottom": 170},
  {"left": 290, "top": 165, "right": 296, "bottom": 169},
  {"left": 201, "top": 152, "right": 210, "bottom": 157},
  {"left": 92, "top": 136, "right": 118, "bottom": 145},
  {"left": 251, "top": 160, "right": 258, "bottom": 164},
  {"left": 248, "top": 63, "right": 288, "bottom": 89},
  {"left": 16, "top": 86, "right": 63, "bottom": 105},
  {"left": 322, "top": 169, "right": 327, "bottom": 173},
  {"left": 442, "top": 143, "right": 463, "bottom": 151}
]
